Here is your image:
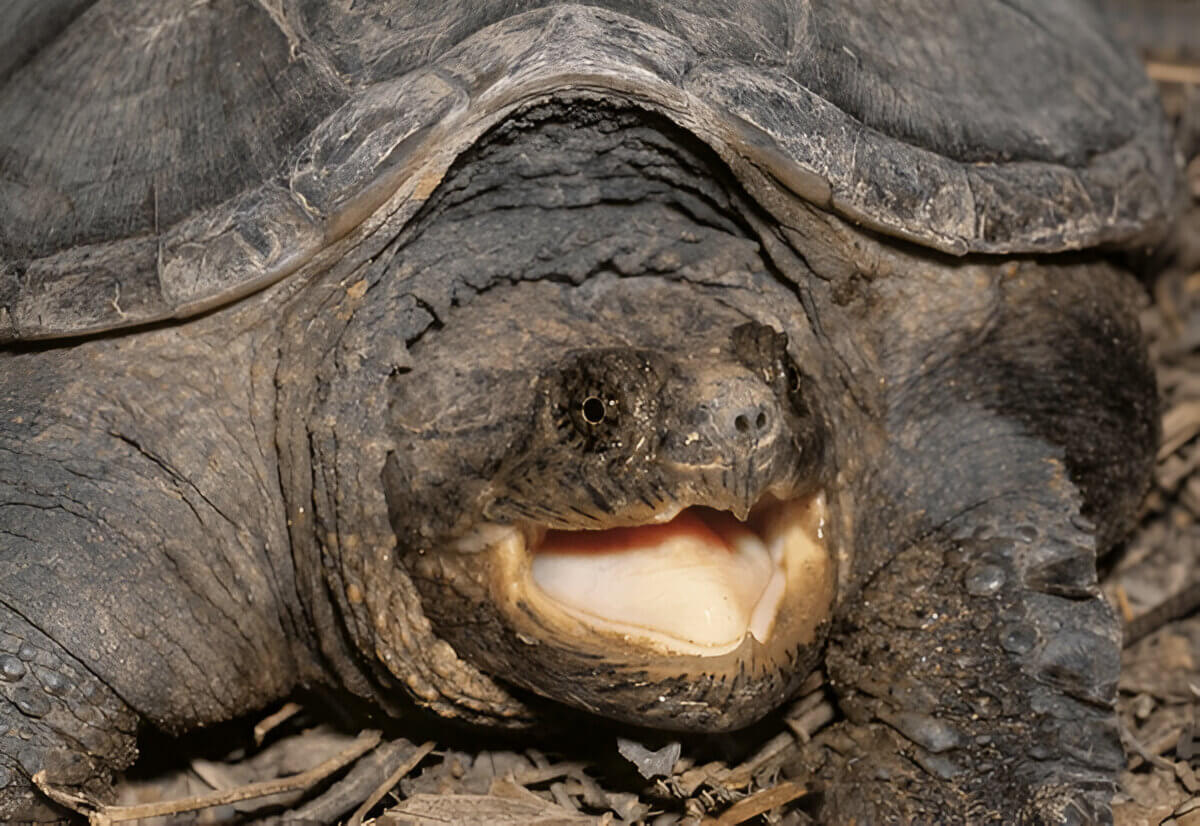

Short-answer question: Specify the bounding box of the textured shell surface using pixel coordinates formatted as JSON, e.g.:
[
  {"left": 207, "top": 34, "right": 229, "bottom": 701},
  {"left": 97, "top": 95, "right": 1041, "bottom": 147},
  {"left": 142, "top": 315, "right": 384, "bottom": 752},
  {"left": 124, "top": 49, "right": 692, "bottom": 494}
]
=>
[{"left": 0, "top": 0, "right": 1177, "bottom": 340}]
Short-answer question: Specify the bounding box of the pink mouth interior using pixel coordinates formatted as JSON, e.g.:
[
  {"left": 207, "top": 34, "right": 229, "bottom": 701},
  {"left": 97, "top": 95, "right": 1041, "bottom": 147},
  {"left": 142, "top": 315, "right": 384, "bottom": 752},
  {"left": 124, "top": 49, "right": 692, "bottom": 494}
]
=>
[{"left": 538, "top": 507, "right": 755, "bottom": 556}]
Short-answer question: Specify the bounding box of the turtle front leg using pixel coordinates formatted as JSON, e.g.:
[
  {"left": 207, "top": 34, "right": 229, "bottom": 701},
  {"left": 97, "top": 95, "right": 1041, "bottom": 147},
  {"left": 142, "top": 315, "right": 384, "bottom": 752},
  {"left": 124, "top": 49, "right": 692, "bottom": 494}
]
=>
[
  {"left": 813, "top": 487, "right": 1124, "bottom": 824},
  {"left": 0, "top": 313, "right": 307, "bottom": 820},
  {"left": 798, "top": 257, "right": 1156, "bottom": 824}
]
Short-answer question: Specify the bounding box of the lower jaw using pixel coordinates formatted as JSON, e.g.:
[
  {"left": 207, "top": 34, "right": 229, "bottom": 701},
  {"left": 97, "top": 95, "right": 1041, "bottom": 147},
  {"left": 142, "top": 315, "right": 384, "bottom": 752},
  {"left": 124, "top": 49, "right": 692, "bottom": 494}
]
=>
[
  {"left": 493, "top": 614, "right": 830, "bottom": 732},
  {"left": 419, "top": 491, "right": 834, "bottom": 730}
]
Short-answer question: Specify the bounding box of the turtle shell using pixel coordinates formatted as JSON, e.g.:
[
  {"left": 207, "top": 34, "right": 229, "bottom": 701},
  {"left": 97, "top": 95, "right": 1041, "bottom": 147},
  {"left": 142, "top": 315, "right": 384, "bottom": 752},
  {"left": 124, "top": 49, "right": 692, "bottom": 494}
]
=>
[{"left": 0, "top": 0, "right": 1177, "bottom": 340}]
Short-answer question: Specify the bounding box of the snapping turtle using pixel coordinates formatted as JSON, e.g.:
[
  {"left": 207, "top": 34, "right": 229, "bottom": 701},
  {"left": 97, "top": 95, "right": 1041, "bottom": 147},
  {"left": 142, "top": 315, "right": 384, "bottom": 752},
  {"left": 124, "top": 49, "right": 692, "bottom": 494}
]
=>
[{"left": 0, "top": 0, "right": 1180, "bottom": 822}]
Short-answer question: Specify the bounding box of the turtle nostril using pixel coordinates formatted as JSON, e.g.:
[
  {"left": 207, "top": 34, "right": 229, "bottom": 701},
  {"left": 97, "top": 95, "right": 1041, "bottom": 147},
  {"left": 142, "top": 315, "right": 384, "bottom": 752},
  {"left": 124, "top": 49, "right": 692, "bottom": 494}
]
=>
[{"left": 734, "top": 409, "right": 769, "bottom": 436}]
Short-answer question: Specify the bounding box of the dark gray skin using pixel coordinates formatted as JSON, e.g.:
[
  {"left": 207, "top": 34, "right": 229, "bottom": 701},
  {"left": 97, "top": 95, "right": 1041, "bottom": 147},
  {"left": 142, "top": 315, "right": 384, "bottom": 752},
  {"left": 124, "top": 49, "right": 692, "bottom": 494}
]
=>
[{"left": 0, "top": 1, "right": 1177, "bottom": 823}]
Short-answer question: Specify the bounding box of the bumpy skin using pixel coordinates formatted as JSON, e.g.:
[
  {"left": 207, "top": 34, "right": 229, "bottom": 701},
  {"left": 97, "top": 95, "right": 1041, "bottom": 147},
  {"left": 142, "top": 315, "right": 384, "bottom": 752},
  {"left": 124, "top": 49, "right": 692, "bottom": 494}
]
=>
[{"left": 0, "top": 2, "right": 1171, "bottom": 824}]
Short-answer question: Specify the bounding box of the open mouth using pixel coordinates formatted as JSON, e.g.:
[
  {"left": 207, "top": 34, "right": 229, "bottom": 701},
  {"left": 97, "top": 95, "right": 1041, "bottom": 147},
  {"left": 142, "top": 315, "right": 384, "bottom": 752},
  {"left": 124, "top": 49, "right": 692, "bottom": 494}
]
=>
[{"left": 467, "top": 494, "right": 829, "bottom": 659}]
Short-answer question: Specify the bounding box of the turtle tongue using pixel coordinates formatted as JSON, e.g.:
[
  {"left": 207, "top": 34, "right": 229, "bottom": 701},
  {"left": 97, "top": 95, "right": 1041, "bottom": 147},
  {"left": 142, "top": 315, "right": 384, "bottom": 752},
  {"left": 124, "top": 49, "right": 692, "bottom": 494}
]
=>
[{"left": 529, "top": 509, "right": 779, "bottom": 653}]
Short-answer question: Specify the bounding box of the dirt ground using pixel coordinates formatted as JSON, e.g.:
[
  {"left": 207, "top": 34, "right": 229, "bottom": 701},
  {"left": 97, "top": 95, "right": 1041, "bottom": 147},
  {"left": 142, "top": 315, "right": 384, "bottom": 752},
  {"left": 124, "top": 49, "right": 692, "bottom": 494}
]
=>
[
  {"left": 1104, "top": 75, "right": 1200, "bottom": 826},
  {"left": 74, "top": 68, "right": 1200, "bottom": 826}
]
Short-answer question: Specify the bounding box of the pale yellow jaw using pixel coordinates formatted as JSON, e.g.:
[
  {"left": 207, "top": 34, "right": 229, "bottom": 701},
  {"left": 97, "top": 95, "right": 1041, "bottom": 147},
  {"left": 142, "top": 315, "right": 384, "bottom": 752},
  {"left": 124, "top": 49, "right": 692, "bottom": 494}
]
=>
[{"left": 527, "top": 505, "right": 808, "bottom": 657}]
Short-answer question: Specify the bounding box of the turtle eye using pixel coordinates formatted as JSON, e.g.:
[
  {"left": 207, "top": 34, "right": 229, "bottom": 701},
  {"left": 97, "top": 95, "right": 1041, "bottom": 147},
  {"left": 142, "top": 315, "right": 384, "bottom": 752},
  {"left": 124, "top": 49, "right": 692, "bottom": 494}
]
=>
[
  {"left": 784, "top": 364, "right": 802, "bottom": 393},
  {"left": 562, "top": 391, "right": 622, "bottom": 452},
  {"left": 783, "top": 362, "right": 810, "bottom": 416},
  {"left": 581, "top": 396, "right": 606, "bottom": 425},
  {"left": 554, "top": 350, "right": 654, "bottom": 450}
]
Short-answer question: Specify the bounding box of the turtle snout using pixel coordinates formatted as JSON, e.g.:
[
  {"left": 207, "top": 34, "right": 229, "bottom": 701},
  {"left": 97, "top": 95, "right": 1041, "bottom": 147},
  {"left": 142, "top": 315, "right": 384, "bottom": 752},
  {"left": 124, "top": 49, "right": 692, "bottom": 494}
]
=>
[
  {"left": 658, "top": 375, "right": 793, "bottom": 486},
  {"left": 701, "top": 374, "right": 783, "bottom": 446}
]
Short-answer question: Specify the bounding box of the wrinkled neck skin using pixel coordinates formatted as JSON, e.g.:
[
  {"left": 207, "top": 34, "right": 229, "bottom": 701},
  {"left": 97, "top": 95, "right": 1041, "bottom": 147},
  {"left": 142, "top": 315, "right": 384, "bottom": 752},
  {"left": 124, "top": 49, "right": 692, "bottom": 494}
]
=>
[{"left": 273, "top": 101, "right": 1154, "bottom": 733}]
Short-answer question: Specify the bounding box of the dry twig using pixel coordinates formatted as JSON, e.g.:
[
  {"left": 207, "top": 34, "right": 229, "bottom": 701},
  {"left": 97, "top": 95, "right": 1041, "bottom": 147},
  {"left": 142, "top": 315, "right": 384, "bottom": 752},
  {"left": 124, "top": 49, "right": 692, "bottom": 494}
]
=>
[{"left": 35, "top": 730, "right": 381, "bottom": 825}]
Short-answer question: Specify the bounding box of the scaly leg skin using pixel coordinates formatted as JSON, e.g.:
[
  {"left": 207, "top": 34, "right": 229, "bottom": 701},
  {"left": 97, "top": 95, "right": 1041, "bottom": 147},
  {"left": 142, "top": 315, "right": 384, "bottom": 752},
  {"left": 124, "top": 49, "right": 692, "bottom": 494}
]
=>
[
  {"left": 0, "top": 608, "right": 138, "bottom": 823},
  {"left": 816, "top": 482, "right": 1124, "bottom": 824},
  {"left": 794, "top": 255, "right": 1156, "bottom": 823}
]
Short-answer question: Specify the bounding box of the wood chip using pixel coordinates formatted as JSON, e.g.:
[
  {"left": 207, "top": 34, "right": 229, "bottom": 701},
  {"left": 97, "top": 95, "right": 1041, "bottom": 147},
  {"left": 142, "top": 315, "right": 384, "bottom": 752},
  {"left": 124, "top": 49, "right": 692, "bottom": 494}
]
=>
[
  {"left": 1161, "top": 402, "right": 1200, "bottom": 459},
  {"left": 617, "top": 739, "right": 681, "bottom": 780},
  {"left": 787, "top": 700, "right": 836, "bottom": 743},
  {"left": 1127, "top": 727, "right": 1183, "bottom": 771},
  {"left": 1146, "top": 60, "right": 1200, "bottom": 86},
  {"left": 1115, "top": 584, "right": 1135, "bottom": 624},
  {"left": 511, "top": 762, "right": 591, "bottom": 786},
  {"left": 675, "top": 762, "right": 731, "bottom": 797},
  {"left": 1175, "top": 760, "right": 1200, "bottom": 795},
  {"left": 709, "top": 781, "right": 808, "bottom": 825},
  {"left": 346, "top": 740, "right": 436, "bottom": 826},
  {"left": 724, "top": 732, "right": 796, "bottom": 789}
]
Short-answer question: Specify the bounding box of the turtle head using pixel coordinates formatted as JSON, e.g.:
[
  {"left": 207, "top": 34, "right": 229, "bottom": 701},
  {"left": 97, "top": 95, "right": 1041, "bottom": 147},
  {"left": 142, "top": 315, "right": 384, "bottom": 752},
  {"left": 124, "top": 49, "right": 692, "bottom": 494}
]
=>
[
  {"left": 487, "top": 321, "right": 819, "bottom": 529},
  {"left": 383, "top": 279, "right": 834, "bottom": 731}
]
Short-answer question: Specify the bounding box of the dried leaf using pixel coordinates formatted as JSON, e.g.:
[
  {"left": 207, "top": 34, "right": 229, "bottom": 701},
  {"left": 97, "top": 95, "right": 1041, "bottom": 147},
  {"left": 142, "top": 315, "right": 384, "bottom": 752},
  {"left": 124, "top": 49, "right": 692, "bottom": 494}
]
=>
[{"left": 617, "top": 738, "right": 681, "bottom": 779}]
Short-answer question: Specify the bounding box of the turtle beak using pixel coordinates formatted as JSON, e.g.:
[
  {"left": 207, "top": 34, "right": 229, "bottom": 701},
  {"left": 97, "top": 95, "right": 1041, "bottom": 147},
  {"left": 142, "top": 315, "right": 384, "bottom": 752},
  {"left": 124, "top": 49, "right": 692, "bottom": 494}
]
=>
[{"left": 658, "top": 369, "right": 801, "bottom": 521}]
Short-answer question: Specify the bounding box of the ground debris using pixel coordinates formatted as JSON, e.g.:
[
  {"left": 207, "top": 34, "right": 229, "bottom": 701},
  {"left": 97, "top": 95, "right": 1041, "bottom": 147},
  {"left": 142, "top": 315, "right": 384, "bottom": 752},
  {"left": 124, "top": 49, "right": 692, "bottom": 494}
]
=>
[
  {"left": 377, "top": 787, "right": 596, "bottom": 825},
  {"left": 617, "top": 739, "right": 682, "bottom": 780},
  {"left": 1109, "top": 68, "right": 1200, "bottom": 826}
]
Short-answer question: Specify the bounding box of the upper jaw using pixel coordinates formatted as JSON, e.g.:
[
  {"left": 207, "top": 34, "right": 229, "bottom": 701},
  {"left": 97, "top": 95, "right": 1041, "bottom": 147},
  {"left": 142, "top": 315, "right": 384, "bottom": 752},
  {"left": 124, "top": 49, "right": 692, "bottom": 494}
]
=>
[{"left": 484, "top": 454, "right": 809, "bottom": 531}]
